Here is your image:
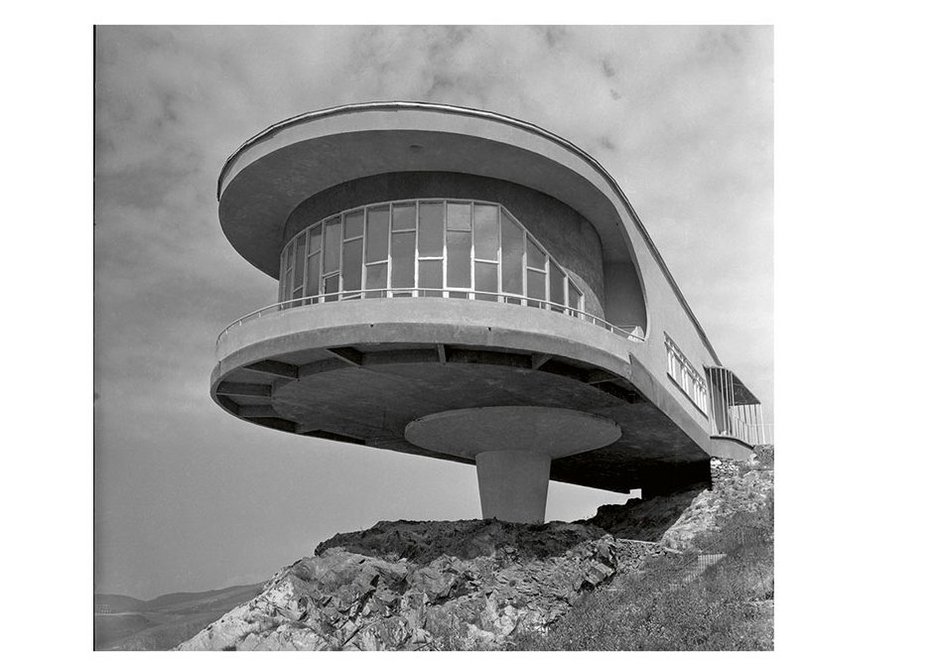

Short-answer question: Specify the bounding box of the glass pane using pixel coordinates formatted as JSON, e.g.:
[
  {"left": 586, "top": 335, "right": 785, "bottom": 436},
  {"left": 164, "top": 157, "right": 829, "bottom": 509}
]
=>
[
  {"left": 365, "top": 263, "right": 387, "bottom": 297},
  {"left": 447, "top": 202, "right": 472, "bottom": 230},
  {"left": 285, "top": 240, "right": 294, "bottom": 270},
  {"left": 392, "top": 203, "right": 415, "bottom": 231},
  {"left": 323, "top": 274, "right": 339, "bottom": 301},
  {"left": 549, "top": 261, "right": 565, "bottom": 308},
  {"left": 419, "top": 259, "right": 443, "bottom": 296},
  {"left": 447, "top": 230, "right": 471, "bottom": 288},
  {"left": 568, "top": 279, "right": 583, "bottom": 310},
  {"left": 418, "top": 201, "right": 444, "bottom": 257},
  {"left": 323, "top": 218, "right": 341, "bottom": 274},
  {"left": 283, "top": 269, "right": 292, "bottom": 301},
  {"left": 293, "top": 233, "right": 306, "bottom": 290},
  {"left": 501, "top": 212, "right": 524, "bottom": 294},
  {"left": 344, "top": 209, "right": 364, "bottom": 239},
  {"left": 527, "top": 237, "right": 546, "bottom": 270},
  {"left": 342, "top": 238, "right": 363, "bottom": 291},
  {"left": 474, "top": 204, "right": 499, "bottom": 260},
  {"left": 391, "top": 231, "right": 415, "bottom": 288},
  {"left": 475, "top": 261, "right": 498, "bottom": 301},
  {"left": 306, "top": 252, "right": 320, "bottom": 296},
  {"left": 527, "top": 269, "right": 545, "bottom": 305},
  {"left": 307, "top": 223, "right": 322, "bottom": 253},
  {"left": 366, "top": 207, "right": 389, "bottom": 263}
]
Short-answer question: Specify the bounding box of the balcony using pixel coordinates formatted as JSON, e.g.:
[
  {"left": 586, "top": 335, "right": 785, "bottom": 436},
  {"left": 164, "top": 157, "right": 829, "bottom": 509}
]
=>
[
  {"left": 706, "top": 366, "right": 770, "bottom": 446},
  {"left": 216, "top": 288, "right": 645, "bottom": 355}
]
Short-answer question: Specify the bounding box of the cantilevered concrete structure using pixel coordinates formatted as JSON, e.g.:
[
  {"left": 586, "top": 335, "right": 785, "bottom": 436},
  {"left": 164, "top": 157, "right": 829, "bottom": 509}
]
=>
[{"left": 211, "top": 102, "right": 767, "bottom": 523}]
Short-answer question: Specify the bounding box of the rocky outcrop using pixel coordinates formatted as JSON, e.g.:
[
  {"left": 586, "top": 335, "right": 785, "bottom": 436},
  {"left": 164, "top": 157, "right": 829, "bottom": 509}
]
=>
[
  {"left": 177, "top": 521, "right": 669, "bottom": 651},
  {"left": 660, "top": 446, "right": 774, "bottom": 551},
  {"left": 177, "top": 445, "right": 774, "bottom": 651},
  {"left": 581, "top": 487, "right": 706, "bottom": 542}
]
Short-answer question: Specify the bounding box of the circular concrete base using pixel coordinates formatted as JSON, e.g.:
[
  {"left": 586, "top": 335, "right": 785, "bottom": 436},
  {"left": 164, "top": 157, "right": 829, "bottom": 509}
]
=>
[{"left": 403, "top": 406, "right": 622, "bottom": 459}]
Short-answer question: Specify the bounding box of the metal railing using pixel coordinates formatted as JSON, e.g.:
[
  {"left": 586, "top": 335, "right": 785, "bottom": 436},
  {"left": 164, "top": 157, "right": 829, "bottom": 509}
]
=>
[
  {"left": 706, "top": 366, "right": 770, "bottom": 446},
  {"left": 216, "top": 288, "right": 646, "bottom": 349},
  {"left": 713, "top": 418, "right": 772, "bottom": 447}
]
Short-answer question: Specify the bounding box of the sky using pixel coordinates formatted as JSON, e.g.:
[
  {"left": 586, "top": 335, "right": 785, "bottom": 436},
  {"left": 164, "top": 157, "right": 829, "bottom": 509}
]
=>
[{"left": 94, "top": 25, "right": 773, "bottom": 600}]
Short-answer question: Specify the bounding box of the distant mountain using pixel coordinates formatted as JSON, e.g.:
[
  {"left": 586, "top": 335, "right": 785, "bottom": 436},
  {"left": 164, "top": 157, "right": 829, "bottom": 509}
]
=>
[
  {"left": 94, "top": 583, "right": 264, "bottom": 650},
  {"left": 94, "top": 593, "right": 146, "bottom": 614}
]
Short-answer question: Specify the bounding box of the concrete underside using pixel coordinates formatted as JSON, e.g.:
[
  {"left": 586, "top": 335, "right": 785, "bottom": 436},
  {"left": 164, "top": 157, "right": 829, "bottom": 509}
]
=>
[
  {"left": 404, "top": 406, "right": 622, "bottom": 459},
  {"left": 406, "top": 406, "right": 622, "bottom": 522},
  {"left": 213, "top": 338, "right": 713, "bottom": 496}
]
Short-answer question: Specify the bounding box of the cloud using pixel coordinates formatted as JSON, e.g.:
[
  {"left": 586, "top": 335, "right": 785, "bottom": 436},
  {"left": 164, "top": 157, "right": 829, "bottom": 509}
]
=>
[{"left": 94, "top": 25, "right": 772, "bottom": 599}]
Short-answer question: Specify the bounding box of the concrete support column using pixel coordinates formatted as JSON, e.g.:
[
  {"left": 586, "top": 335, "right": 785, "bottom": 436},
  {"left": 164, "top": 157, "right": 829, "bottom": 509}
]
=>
[
  {"left": 475, "top": 450, "right": 551, "bottom": 523},
  {"left": 406, "top": 406, "right": 620, "bottom": 524}
]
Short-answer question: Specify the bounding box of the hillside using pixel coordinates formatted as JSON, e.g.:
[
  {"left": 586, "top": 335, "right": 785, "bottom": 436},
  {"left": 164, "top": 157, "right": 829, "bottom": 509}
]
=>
[
  {"left": 513, "top": 447, "right": 774, "bottom": 650},
  {"left": 176, "top": 446, "right": 773, "bottom": 651},
  {"left": 94, "top": 584, "right": 263, "bottom": 650}
]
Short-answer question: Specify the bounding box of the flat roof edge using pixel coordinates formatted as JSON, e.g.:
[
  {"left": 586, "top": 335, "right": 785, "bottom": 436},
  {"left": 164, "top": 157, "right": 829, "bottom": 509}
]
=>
[{"left": 218, "top": 101, "right": 722, "bottom": 366}]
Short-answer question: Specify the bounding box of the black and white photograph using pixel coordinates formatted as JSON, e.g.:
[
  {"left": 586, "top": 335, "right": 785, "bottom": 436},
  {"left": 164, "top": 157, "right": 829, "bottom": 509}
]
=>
[{"left": 92, "top": 24, "right": 775, "bottom": 651}]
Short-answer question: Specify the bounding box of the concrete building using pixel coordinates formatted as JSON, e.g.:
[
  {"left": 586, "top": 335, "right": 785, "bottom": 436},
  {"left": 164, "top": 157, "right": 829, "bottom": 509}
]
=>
[{"left": 211, "top": 102, "right": 767, "bottom": 523}]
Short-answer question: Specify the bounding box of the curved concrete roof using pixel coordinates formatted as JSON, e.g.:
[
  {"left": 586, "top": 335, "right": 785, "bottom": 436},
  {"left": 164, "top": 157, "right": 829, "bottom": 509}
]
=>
[{"left": 218, "top": 101, "right": 720, "bottom": 364}]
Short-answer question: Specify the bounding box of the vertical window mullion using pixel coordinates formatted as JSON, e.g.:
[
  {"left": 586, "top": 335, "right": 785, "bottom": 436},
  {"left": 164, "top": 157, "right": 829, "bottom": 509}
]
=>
[
  {"left": 361, "top": 207, "right": 368, "bottom": 297},
  {"left": 442, "top": 200, "right": 448, "bottom": 297},
  {"left": 338, "top": 215, "right": 344, "bottom": 294},
  {"left": 414, "top": 200, "right": 419, "bottom": 296},
  {"left": 318, "top": 234, "right": 324, "bottom": 301},
  {"left": 413, "top": 201, "right": 419, "bottom": 296},
  {"left": 497, "top": 206, "right": 503, "bottom": 302},
  {"left": 563, "top": 270, "right": 569, "bottom": 312},
  {"left": 278, "top": 248, "right": 286, "bottom": 303},
  {"left": 386, "top": 204, "right": 392, "bottom": 294},
  {"left": 469, "top": 202, "right": 476, "bottom": 298},
  {"left": 521, "top": 234, "right": 527, "bottom": 304}
]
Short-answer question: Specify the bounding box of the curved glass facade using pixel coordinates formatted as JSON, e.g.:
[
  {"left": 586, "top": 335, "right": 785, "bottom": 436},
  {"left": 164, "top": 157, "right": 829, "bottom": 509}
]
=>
[{"left": 278, "top": 198, "right": 587, "bottom": 315}]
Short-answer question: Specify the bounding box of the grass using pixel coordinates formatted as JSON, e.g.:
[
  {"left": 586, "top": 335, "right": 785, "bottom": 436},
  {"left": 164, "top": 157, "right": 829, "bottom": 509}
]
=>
[{"left": 507, "top": 498, "right": 774, "bottom": 651}]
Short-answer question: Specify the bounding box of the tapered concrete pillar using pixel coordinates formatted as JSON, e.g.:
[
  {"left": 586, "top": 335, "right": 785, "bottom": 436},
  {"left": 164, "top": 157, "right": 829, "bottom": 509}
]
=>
[
  {"left": 405, "top": 406, "right": 622, "bottom": 524},
  {"left": 476, "top": 450, "right": 551, "bottom": 523}
]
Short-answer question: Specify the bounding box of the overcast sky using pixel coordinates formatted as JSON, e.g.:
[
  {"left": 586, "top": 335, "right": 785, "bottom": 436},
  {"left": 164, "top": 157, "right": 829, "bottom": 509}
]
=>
[{"left": 94, "top": 25, "right": 772, "bottom": 600}]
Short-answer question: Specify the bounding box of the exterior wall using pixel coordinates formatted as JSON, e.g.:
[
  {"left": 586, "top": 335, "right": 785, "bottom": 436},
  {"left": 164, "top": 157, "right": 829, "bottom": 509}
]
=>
[
  {"left": 216, "top": 104, "right": 753, "bottom": 458},
  {"left": 603, "top": 260, "right": 648, "bottom": 332},
  {"left": 283, "top": 172, "right": 609, "bottom": 317},
  {"left": 214, "top": 297, "right": 642, "bottom": 380},
  {"left": 628, "top": 246, "right": 721, "bottom": 439}
]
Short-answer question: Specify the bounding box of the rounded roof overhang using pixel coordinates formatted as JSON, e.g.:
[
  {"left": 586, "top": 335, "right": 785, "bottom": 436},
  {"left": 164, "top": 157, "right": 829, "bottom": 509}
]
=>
[{"left": 218, "top": 101, "right": 645, "bottom": 278}]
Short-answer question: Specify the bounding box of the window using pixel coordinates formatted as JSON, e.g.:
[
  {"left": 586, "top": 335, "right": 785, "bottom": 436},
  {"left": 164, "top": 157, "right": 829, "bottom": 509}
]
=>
[
  {"left": 664, "top": 334, "right": 709, "bottom": 415},
  {"left": 278, "top": 198, "right": 589, "bottom": 321}
]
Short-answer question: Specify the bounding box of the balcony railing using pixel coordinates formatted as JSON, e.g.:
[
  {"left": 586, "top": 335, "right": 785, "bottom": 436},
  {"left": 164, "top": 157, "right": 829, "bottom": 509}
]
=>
[
  {"left": 216, "top": 288, "right": 646, "bottom": 351},
  {"left": 716, "top": 416, "right": 772, "bottom": 447},
  {"left": 706, "top": 366, "right": 770, "bottom": 446}
]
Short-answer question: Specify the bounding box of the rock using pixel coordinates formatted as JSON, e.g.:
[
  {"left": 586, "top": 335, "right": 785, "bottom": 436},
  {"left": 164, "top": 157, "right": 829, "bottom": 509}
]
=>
[
  {"left": 177, "top": 447, "right": 773, "bottom": 651},
  {"left": 177, "top": 521, "right": 665, "bottom": 651}
]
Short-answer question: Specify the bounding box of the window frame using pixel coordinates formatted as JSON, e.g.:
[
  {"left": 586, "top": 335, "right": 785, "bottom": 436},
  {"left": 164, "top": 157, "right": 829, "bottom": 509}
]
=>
[
  {"left": 278, "top": 197, "right": 588, "bottom": 315},
  {"left": 664, "top": 333, "right": 709, "bottom": 416}
]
